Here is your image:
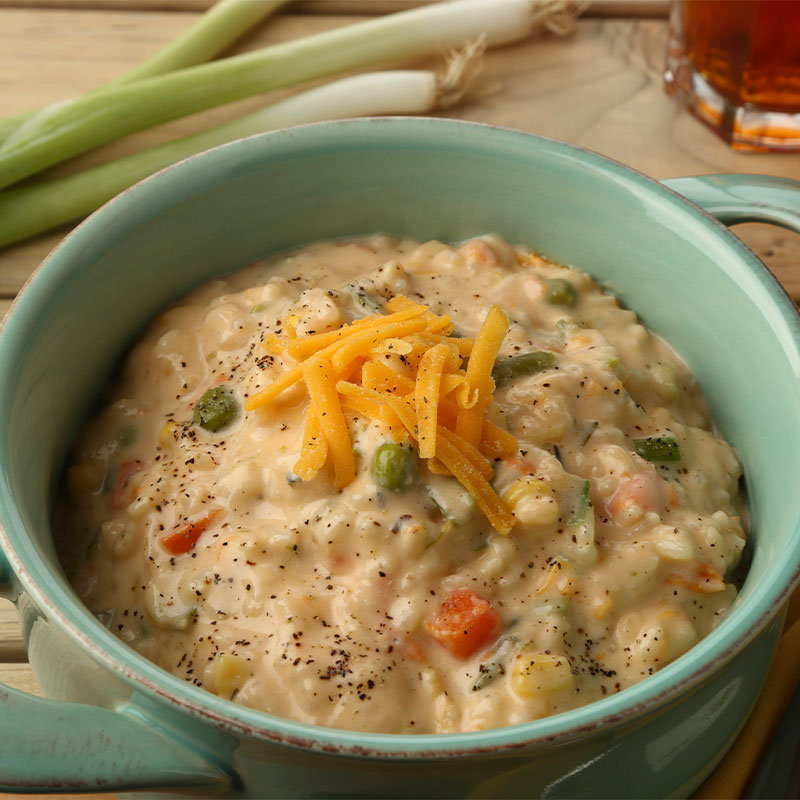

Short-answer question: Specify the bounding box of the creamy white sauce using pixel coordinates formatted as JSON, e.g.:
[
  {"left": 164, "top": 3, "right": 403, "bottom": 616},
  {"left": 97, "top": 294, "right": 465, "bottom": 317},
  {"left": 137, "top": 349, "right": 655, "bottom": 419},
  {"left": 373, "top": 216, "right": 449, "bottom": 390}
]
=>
[{"left": 56, "top": 235, "right": 747, "bottom": 734}]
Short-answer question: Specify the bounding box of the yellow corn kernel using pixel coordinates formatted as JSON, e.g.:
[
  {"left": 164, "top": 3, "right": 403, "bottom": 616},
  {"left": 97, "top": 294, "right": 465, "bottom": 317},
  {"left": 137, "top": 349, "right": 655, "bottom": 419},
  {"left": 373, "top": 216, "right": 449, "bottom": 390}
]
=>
[
  {"left": 214, "top": 653, "right": 250, "bottom": 700},
  {"left": 503, "top": 477, "right": 560, "bottom": 527},
  {"left": 510, "top": 649, "right": 575, "bottom": 699},
  {"left": 67, "top": 461, "right": 104, "bottom": 495},
  {"left": 158, "top": 422, "right": 176, "bottom": 448}
]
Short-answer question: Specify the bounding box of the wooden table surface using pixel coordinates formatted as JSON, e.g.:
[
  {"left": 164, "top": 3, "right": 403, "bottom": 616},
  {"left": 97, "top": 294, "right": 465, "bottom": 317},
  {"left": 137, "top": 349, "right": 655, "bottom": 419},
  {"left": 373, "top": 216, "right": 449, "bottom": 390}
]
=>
[{"left": 0, "top": 1, "right": 798, "bottom": 798}]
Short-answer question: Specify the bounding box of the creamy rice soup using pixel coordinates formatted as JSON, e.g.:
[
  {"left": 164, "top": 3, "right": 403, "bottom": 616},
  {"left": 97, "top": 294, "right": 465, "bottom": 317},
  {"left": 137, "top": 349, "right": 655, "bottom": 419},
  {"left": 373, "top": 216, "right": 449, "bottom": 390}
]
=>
[{"left": 56, "top": 235, "right": 747, "bottom": 734}]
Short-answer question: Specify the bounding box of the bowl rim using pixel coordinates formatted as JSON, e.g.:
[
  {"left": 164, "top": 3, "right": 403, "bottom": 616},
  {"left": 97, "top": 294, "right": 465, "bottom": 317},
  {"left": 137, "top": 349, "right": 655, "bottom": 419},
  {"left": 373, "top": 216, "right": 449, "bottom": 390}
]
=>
[{"left": 1, "top": 116, "right": 799, "bottom": 757}]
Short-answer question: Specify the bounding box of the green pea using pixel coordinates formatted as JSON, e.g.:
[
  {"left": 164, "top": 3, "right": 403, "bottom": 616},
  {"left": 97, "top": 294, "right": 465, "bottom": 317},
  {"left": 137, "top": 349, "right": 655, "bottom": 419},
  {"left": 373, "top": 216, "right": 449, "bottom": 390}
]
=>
[
  {"left": 545, "top": 278, "right": 577, "bottom": 307},
  {"left": 491, "top": 351, "right": 556, "bottom": 387},
  {"left": 633, "top": 436, "right": 682, "bottom": 462},
  {"left": 370, "top": 442, "right": 417, "bottom": 492},
  {"left": 193, "top": 386, "right": 239, "bottom": 432}
]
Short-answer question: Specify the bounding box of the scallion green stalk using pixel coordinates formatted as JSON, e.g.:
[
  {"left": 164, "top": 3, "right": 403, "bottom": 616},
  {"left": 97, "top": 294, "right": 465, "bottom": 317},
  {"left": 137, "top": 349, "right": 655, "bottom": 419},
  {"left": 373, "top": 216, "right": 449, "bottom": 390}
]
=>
[
  {"left": 0, "top": 68, "right": 466, "bottom": 248},
  {"left": 107, "top": 0, "right": 289, "bottom": 87},
  {"left": 0, "top": 0, "right": 289, "bottom": 147},
  {"left": 0, "top": 0, "right": 549, "bottom": 191}
]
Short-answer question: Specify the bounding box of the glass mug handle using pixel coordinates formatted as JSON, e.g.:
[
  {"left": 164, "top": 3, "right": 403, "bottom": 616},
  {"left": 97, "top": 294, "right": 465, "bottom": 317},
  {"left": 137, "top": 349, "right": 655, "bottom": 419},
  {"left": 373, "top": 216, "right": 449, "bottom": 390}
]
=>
[{"left": 663, "top": 174, "right": 800, "bottom": 233}]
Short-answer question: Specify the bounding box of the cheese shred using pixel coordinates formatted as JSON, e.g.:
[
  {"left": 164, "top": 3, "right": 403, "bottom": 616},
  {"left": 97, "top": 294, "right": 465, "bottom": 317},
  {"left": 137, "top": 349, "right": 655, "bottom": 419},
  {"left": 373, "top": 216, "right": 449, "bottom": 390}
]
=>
[{"left": 247, "top": 295, "right": 518, "bottom": 533}]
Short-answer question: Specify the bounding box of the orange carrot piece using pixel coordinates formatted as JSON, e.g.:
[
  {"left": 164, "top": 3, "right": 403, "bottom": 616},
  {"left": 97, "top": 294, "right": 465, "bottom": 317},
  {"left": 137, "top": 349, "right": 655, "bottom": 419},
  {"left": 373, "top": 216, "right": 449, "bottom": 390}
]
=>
[
  {"left": 162, "top": 509, "right": 221, "bottom": 555},
  {"left": 426, "top": 588, "right": 501, "bottom": 659}
]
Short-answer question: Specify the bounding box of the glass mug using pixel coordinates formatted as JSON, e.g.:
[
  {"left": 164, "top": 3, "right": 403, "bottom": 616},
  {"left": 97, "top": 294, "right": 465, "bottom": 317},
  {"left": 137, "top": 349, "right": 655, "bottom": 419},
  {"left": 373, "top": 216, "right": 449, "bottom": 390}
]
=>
[{"left": 665, "top": 0, "right": 800, "bottom": 151}]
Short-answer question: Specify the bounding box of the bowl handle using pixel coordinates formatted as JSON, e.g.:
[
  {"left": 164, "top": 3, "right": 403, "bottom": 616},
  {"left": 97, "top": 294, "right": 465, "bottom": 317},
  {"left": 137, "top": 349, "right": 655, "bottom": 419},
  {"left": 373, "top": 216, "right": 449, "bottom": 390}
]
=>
[
  {"left": 0, "top": 678, "right": 232, "bottom": 793},
  {"left": 0, "top": 550, "right": 10, "bottom": 599},
  {"left": 663, "top": 174, "right": 800, "bottom": 232},
  {"left": 0, "top": 549, "right": 233, "bottom": 792}
]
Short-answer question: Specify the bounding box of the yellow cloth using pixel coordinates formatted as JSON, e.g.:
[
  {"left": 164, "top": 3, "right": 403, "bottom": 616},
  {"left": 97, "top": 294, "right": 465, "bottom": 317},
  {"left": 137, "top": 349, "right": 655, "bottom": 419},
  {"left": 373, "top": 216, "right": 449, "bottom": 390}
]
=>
[{"left": 694, "top": 585, "right": 800, "bottom": 799}]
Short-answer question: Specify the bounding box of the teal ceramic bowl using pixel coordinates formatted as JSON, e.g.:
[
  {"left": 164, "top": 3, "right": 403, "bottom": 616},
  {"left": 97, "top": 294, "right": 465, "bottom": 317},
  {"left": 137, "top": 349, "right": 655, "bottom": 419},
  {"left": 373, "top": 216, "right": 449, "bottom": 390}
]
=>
[{"left": 1, "top": 118, "right": 800, "bottom": 798}]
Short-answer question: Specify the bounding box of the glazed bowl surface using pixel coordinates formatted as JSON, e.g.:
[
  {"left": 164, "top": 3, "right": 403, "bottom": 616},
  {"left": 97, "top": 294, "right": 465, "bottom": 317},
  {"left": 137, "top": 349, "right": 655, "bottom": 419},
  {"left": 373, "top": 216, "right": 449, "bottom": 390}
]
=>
[{"left": 1, "top": 117, "right": 799, "bottom": 799}]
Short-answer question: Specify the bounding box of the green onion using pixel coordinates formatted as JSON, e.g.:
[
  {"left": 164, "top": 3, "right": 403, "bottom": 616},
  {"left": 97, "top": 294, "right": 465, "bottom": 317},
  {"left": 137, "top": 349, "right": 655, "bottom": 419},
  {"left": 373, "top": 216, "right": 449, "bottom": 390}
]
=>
[
  {"left": 0, "top": 0, "right": 288, "bottom": 147},
  {"left": 633, "top": 437, "right": 682, "bottom": 462},
  {"left": 0, "top": 0, "right": 556, "bottom": 190},
  {"left": 107, "top": 0, "right": 289, "bottom": 87},
  {"left": 0, "top": 68, "right": 467, "bottom": 247}
]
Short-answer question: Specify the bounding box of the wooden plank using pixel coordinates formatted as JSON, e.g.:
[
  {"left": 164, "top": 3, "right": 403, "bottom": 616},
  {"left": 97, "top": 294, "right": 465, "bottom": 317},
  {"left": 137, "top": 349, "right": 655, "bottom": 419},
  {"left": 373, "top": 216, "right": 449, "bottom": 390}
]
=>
[
  {"left": 0, "top": 0, "right": 671, "bottom": 16},
  {"left": 0, "top": 600, "right": 26, "bottom": 663},
  {"left": 0, "top": 661, "right": 39, "bottom": 695},
  {"left": 733, "top": 224, "right": 800, "bottom": 305}
]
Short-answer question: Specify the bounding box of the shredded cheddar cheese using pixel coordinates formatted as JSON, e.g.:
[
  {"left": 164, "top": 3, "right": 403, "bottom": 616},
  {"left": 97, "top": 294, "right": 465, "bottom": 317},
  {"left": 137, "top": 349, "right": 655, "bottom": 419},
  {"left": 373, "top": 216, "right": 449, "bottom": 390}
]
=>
[
  {"left": 302, "top": 355, "right": 355, "bottom": 489},
  {"left": 455, "top": 304, "right": 509, "bottom": 447},
  {"left": 293, "top": 407, "right": 327, "bottom": 481},
  {"left": 246, "top": 296, "right": 517, "bottom": 533},
  {"left": 415, "top": 344, "right": 449, "bottom": 459}
]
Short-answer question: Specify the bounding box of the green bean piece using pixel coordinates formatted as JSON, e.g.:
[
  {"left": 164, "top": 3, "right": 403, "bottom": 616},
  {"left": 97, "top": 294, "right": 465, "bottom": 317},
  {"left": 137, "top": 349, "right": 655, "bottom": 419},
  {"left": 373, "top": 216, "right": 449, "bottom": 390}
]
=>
[
  {"left": 567, "top": 479, "right": 591, "bottom": 527},
  {"left": 193, "top": 386, "right": 239, "bottom": 432},
  {"left": 370, "top": 442, "right": 417, "bottom": 492},
  {"left": 545, "top": 278, "right": 577, "bottom": 307},
  {"left": 492, "top": 351, "right": 556, "bottom": 387},
  {"left": 633, "top": 436, "right": 682, "bottom": 462}
]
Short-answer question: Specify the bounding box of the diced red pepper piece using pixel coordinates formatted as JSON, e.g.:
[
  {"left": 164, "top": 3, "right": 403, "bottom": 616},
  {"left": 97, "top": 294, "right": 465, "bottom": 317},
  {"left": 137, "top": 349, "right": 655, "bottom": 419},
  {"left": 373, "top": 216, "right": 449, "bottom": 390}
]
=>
[
  {"left": 161, "top": 509, "right": 221, "bottom": 555},
  {"left": 426, "top": 588, "right": 501, "bottom": 659}
]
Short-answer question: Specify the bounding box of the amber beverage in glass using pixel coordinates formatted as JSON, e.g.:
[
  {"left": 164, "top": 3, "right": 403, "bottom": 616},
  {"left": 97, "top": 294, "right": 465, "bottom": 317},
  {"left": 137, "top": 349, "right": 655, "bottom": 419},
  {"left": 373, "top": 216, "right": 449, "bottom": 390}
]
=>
[{"left": 665, "top": 0, "right": 800, "bottom": 150}]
